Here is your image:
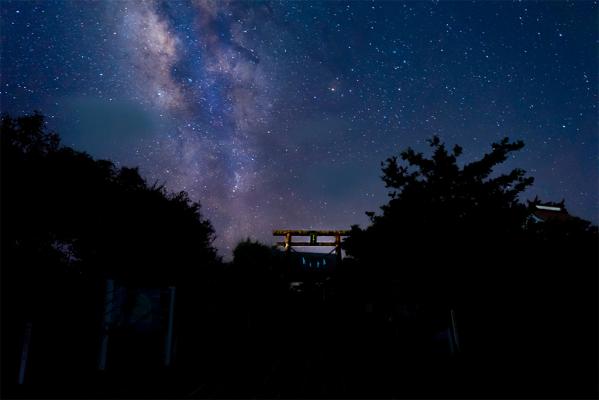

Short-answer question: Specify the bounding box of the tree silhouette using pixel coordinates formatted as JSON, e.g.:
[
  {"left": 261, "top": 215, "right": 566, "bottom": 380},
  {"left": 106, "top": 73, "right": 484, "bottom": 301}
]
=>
[
  {"left": 344, "top": 136, "right": 533, "bottom": 304},
  {"left": 2, "top": 115, "right": 596, "bottom": 398},
  {"left": 343, "top": 135, "right": 598, "bottom": 397},
  {"left": 1, "top": 113, "right": 219, "bottom": 396},
  {"left": 1, "top": 112, "right": 218, "bottom": 284}
]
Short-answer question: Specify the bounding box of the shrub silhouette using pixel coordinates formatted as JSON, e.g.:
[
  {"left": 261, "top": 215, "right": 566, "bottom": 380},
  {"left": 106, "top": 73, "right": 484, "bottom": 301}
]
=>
[
  {"left": 1, "top": 112, "right": 218, "bottom": 285},
  {"left": 343, "top": 135, "right": 598, "bottom": 397},
  {"left": 1, "top": 113, "right": 219, "bottom": 395},
  {"left": 1, "top": 114, "right": 596, "bottom": 398}
]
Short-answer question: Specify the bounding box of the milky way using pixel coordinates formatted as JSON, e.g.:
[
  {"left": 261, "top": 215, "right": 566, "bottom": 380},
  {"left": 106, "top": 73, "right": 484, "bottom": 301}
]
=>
[
  {"left": 114, "top": 1, "right": 281, "bottom": 251},
  {"left": 2, "top": 1, "right": 597, "bottom": 257}
]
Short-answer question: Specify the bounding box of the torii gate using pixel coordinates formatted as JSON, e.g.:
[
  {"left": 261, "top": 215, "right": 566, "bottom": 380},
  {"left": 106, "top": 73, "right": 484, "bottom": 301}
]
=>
[{"left": 273, "top": 229, "right": 351, "bottom": 263}]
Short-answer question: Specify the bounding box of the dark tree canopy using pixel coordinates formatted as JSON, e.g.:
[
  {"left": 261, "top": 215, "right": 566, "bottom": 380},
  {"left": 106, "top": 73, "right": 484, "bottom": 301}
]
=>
[
  {"left": 1, "top": 112, "right": 218, "bottom": 286},
  {"left": 230, "top": 238, "right": 286, "bottom": 307},
  {"left": 341, "top": 135, "right": 598, "bottom": 396},
  {"left": 343, "top": 135, "right": 597, "bottom": 304},
  {"left": 345, "top": 136, "right": 534, "bottom": 263},
  {"left": 1, "top": 113, "right": 220, "bottom": 395},
  {"left": 1, "top": 116, "right": 596, "bottom": 398},
  {"left": 233, "top": 239, "right": 274, "bottom": 273},
  {"left": 343, "top": 136, "right": 537, "bottom": 304}
]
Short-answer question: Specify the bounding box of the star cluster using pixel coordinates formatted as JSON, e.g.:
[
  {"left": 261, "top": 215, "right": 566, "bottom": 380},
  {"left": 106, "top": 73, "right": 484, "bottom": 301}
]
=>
[{"left": 2, "top": 0, "right": 597, "bottom": 256}]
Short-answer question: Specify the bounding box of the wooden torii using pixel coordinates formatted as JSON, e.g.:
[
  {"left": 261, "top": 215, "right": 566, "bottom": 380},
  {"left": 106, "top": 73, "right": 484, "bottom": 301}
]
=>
[{"left": 273, "top": 229, "right": 351, "bottom": 262}]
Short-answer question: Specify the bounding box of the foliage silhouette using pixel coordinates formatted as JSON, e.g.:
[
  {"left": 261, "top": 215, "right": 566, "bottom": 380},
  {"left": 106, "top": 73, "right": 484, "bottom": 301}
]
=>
[
  {"left": 2, "top": 112, "right": 218, "bottom": 284},
  {"left": 343, "top": 135, "right": 598, "bottom": 398},
  {"left": 1, "top": 114, "right": 597, "bottom": 399},
  {"left": 1, "top": 113, "right": 219, "bottom": 397}
]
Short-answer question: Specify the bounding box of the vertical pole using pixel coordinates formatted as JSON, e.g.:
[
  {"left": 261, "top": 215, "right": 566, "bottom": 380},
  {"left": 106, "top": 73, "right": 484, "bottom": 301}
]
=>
[
  {"left": 164, "top": 286, "right": 176, "bottom": 367},
  {"left": 98, "top": 279, "right": 115, "bottom": 371},
  {"left": 448, "top": 328, "right": 454, "bottom": 353},
  {"left": 450, "top": 308, "right": 460, "bottom": 352},
  {"left": 284, "top": 232, "right": 292, "bottom": 253},
  {"left": 18, "top": 322, "right": 33, "bottom": 385},
  {"left": 284, "top": 232, "right": 292, "bottom": 276},
  {"left": 335, "top": 234, "right": 342, "bottom": 264}
]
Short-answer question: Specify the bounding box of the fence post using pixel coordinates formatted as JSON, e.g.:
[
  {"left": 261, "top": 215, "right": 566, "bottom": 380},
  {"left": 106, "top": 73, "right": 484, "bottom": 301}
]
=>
[
  {"left": 164, "top": 286, "right": 176, "bottom": 367},
  {"left": 98, "top": 279, "right": 115, "bottom": 370},
  {"left": 18, "top": 321, "right": 33, "bottom": 384}
]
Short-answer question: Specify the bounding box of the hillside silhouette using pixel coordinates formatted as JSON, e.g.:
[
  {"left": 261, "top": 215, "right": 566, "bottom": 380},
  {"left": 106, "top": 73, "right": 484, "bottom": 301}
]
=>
[{"left": 1, "top": 113, "right": 597, "bottom": 399}]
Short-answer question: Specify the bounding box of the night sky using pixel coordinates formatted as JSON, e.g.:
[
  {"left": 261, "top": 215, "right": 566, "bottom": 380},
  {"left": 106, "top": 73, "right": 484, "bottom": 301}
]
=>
[{"left": 2, "top": 1, "right": 597, "bottom": 256}]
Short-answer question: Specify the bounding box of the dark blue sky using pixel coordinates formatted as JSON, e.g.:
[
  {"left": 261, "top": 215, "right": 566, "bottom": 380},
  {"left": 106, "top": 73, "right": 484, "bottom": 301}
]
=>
[{"left": 2, "top": 0, "right": 597, "bottom": 255}]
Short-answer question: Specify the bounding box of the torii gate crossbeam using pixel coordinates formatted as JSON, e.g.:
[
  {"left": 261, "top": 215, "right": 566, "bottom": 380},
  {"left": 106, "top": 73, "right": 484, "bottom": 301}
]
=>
[{"left": 273, "top": 229, "right": 351, "bottom": 262}]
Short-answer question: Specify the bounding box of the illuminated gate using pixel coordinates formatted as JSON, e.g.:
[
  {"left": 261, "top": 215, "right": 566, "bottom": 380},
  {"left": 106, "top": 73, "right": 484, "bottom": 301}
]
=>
[{"left": 272, "top": 230, "right": 351, "bottom": 263}]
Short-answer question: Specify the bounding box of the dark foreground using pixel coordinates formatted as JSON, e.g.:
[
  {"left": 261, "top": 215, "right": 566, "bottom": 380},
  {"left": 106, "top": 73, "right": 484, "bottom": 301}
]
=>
[{"left": 3, "top": 268, "right": 598, "bottom": 399}]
